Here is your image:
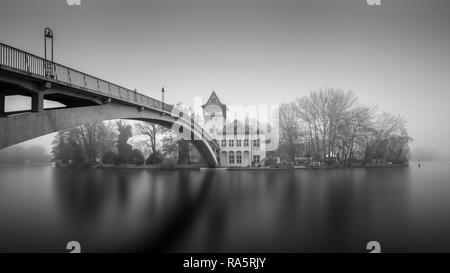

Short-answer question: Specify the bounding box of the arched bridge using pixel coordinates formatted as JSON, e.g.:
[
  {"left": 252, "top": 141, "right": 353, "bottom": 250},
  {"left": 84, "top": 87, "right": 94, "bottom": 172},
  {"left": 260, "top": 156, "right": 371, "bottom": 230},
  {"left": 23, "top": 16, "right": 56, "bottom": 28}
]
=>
[{"left": 0, "top": 43, "right": 220, "bottom": 167}]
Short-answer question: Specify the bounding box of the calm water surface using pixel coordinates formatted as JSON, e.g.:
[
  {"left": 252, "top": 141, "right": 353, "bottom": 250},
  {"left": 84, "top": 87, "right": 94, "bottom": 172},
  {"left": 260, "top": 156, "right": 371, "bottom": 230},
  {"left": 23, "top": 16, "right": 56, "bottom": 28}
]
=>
[{"left": 0, "top": 162, "right": 449, "bottom": 252}]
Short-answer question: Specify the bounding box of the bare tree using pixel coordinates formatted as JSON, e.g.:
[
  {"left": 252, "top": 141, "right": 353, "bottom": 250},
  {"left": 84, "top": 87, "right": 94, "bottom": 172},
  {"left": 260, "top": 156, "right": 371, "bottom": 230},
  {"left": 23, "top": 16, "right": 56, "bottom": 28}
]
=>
[
  {"left": 339, "top": 105, "right": 376, "bottom": 165},
  {"left": 279, "top": 102, "right": 301, "bottom": 162},
  {"left": 134, "top": 122, "right": 167, "bottom": 155},
  {"left": 281, "top": 87, "right": 412, "bottom": 167},
  {"left": 296, "top": 88, "right": 357, "bottom": 164},
  {"left": 370, "top": 112, "right": 407, "bottom": 162}
]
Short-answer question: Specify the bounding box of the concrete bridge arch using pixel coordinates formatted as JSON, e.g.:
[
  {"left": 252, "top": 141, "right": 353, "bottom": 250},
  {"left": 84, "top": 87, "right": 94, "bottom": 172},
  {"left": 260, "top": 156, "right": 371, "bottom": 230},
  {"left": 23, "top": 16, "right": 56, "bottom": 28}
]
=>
[{"left": 0, "top": 102, "right": 220, "bottom": 167}]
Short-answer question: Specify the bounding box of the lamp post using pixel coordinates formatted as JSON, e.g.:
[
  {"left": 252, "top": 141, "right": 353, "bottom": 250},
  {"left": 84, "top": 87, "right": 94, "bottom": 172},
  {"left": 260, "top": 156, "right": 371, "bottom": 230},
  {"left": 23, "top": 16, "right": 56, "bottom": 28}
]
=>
[
  {"left": 44, "top": 27, "right": 54, "bottom": 78},
  {"left": 44, "top": 27, "right": 54, "bottom": 62},
  {"left": 160, "top": 87, "right": 165, "bottom": 113}
]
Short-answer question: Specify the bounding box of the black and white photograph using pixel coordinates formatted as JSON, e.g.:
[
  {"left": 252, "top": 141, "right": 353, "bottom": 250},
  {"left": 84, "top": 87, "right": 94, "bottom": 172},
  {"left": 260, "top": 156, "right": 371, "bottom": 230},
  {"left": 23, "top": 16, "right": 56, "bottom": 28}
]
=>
[{"left": 1, "top": 0, "right": 450, "bottom": 265}]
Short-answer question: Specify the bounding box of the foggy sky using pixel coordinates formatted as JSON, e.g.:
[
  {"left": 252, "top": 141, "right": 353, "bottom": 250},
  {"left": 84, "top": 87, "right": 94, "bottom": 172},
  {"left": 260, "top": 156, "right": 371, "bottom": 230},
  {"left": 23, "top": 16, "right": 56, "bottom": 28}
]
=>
[{"left": 1, "top": 0, "right": 449, "bottom": 156}]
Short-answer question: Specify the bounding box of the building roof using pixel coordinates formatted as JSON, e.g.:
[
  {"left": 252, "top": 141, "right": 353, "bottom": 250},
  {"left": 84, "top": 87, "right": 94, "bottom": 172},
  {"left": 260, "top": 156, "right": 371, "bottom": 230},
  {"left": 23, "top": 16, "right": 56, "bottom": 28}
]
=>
[
  {"left": 202, "top": 91, "right": 226, "bottom": 109},
  {"left": 202, "top": 91, "right": 269, "bottom": 136}
]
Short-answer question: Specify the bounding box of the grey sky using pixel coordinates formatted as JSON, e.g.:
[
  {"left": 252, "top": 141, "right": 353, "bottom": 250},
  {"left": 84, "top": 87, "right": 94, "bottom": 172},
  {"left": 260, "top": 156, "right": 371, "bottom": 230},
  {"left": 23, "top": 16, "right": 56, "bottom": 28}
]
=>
[{"left": 1, "top": 0, "right": 449, "bottom": 155}]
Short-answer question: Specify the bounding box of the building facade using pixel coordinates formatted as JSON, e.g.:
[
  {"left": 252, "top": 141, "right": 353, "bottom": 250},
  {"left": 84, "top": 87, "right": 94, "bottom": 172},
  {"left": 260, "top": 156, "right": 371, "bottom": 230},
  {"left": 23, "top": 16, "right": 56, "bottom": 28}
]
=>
[{"left": 202, "top": 91, "right": 266, "bottom": 167}]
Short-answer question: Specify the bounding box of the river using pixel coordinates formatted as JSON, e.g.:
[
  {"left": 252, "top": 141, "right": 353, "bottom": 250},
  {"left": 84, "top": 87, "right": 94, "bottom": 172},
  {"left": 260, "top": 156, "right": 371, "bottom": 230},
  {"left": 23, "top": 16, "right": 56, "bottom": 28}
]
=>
[{"left": 0, "top": 161, "right": 449, "bottom": 252}]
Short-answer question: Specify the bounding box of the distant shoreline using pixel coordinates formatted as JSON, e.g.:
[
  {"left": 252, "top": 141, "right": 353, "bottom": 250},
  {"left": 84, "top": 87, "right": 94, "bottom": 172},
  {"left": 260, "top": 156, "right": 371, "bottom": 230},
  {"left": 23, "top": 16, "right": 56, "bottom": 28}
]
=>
[
  {"left": 2, "top": 161, "right": 444, "bottom": 171},
  {"left": 53, "top": 163, "right": 206, "bottom": 170},
  {"left": 0, "top": 161, "right": 52, "bottom": 166},
  {"left": 225, "top": 164, "right": 409, "bottom": 171},
  {"left": 49, "top": 162, "right": 409, "bottom": 171}
]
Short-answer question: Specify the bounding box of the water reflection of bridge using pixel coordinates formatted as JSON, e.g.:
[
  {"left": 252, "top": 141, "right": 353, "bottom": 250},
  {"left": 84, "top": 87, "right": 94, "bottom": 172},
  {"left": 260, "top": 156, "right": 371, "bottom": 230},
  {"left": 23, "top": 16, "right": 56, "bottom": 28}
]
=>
[{"left": 53, "top": 168, "right": 217, "bottom": 252}]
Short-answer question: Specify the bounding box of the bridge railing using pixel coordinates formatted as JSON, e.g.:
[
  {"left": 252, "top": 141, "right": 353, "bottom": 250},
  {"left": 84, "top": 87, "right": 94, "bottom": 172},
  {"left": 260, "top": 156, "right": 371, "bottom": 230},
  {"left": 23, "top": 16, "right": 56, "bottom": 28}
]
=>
[{"left": 0, "top": 42, "right": 218, "bottom": 148}]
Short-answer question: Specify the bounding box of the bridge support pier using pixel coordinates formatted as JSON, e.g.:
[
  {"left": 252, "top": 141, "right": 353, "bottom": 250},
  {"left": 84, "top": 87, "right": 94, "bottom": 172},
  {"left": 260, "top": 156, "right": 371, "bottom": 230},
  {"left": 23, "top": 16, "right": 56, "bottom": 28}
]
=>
[
  {"left": 0, "top": 94, "right": 5, "bottom": 117},
  {"left": 31, "top": 92, "right": 44, "bottom": 112}
]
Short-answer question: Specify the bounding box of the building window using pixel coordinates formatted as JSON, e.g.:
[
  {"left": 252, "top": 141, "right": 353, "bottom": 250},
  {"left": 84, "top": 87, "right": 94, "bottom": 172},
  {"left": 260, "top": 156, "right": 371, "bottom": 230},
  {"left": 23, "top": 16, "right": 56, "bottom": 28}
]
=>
[
  {"left": 236, "top": 139, "right": 242, "bottom": 147},
  {"left": 221, "top": 139, "right": 226, "bottom": 147},
  {"left": 229, "top": 153, "right": 235, "bottom": 164},
  {"left": 244, "top": 139, "right": 249, "bottom": 147},
  {"left": 253, "top": 155, "right": 260, "bottom": 163},
  {"left": 253, "top": 139, "right": 260, "bottom": 147},
  {"left": 237, "top": 154, "right": 242, "bottom": 164},
  {"left": 229, "top": 139, "right": 234, "bottom": 147}
]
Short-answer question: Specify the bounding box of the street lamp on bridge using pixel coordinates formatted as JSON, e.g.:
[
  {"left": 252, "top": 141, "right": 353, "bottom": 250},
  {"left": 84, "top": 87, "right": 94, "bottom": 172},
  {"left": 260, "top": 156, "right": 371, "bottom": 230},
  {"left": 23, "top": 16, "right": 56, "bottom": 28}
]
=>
[
  {"left": 44, "top": 27, "right": 54, "bottom": 78},
  {"left": 44, "top": 27, "right": 54, "bottom": 62}
]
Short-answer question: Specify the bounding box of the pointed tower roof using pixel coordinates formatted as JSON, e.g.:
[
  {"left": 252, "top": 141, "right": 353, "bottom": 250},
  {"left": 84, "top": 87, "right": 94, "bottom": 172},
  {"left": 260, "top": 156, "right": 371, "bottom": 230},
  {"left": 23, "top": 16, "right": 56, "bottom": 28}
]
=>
[{"left": 202, "top": 91, "right": 226, "bottom": 109}]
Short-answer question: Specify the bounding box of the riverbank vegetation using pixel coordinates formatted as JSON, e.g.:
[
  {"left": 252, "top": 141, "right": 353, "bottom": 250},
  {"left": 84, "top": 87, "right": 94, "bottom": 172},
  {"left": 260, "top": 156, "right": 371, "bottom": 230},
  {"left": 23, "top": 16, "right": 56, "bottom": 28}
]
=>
[
  {"left": 51, "top": 120, "right": 204, "bottom": 167},
  {"left": 277, "top": 87, "right": 412, "bottom": 166}
]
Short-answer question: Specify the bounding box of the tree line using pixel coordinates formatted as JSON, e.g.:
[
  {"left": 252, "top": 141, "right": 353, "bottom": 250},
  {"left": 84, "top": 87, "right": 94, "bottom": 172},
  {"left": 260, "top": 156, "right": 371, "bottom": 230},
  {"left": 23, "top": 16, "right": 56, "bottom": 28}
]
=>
[
  {"left": 51, "top": 120, "right": 203, "bottom": 166},
  {"left": 278, "top": 87, "right": 412, "bottom": 166}
]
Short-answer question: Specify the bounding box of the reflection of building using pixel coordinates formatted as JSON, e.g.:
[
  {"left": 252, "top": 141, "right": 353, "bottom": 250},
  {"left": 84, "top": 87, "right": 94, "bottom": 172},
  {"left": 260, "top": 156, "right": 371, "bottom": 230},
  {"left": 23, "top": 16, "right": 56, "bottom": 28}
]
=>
[{"left": 202, "top": 91, "right": 266, "bottom": 167}]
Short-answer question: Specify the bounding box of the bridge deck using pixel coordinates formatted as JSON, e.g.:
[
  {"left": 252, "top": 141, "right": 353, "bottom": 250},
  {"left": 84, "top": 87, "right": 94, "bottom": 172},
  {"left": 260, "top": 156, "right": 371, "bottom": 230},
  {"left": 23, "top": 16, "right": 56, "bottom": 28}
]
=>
[{"left": 0, "top": 42, "right": 219, "bottom": 150}]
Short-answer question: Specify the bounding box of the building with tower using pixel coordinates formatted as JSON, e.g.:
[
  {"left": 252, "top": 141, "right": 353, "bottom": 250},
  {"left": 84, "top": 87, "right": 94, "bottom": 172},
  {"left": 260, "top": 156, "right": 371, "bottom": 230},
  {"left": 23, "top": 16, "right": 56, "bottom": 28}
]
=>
[{"left": 202, "top": 91, "right": 266, "bottom": 167}]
